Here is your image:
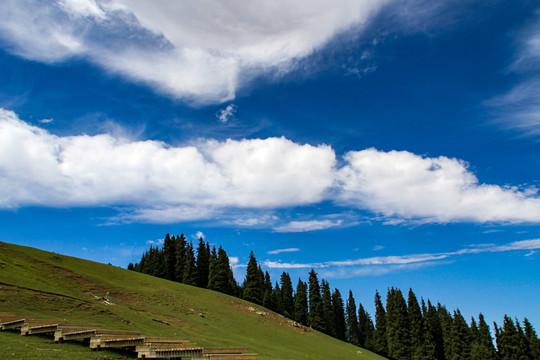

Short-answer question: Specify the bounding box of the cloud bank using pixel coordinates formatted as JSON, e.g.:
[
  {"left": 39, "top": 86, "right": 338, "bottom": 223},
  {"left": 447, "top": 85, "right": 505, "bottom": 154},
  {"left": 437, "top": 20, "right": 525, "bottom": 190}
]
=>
[
  {"left": 2, "top": 108, "right": 540, "bottom": 225},
  {"left": 0, "top": 0, "right": 391, "bottom": 104}
]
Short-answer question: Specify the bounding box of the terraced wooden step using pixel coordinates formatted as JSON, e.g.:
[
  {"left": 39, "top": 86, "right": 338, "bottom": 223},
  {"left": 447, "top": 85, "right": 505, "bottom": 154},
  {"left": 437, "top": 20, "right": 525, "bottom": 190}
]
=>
[
  {"left": 0, "top": 318, "right": 26, "bottom": 330},
  {"left": 136, "top": 346, "right": 204, "bottom": 359},
  {"left": 90, "top": 334, "right": 146, "bottom": 349},
  {"left": 203, "top": 347, "right": 250, "bottom": 355},
  {"left": 204, "top": 355, "right": 258, "bottom": 360},
  {"left": 54, "top": 324, "right": 102, "bottom": 342},
  {"left": 20, "top": 320, "right": 67, "bottom": 335}
]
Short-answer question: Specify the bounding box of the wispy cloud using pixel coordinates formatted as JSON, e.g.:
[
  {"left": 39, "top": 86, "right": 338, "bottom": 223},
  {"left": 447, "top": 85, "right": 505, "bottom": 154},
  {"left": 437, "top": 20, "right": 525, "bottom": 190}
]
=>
[
  {"left": 274, "top": 219, "right": 343, "bottom": 233},
  {"left": 216, "top": 104, "right": 237, "bottom": 123},
  {"left": 267, "top": 248, "right": 300, "bottom": 255},
  {"left": 263, "top": 239, "right": 540, "bottom": 278}
]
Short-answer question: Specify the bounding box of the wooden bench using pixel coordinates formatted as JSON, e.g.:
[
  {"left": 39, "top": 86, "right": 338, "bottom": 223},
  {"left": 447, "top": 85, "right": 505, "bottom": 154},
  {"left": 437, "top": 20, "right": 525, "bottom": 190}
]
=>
[
  {"left": 0, "top": 318, "right": 26, "bottom": 330},
  {"left": 204, "top": 355, "right": 258, "bottom": 360},
  {"left": 136, "top": 346, "right": 204, "bottom": 359},
  {"left": 54, "top": 324, "right": 102, "bottom": 342},
  {"left": 203, "top": 347, "right": 250, "bottom": 355}
]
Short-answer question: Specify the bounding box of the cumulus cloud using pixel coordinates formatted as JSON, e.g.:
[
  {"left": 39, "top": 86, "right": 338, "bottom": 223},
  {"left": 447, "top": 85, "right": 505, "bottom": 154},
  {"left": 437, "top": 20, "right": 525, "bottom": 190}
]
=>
[
  {"left": 2, "top": 109, "right": 540, "bottom": 225},
  {"left": 0, "top": 0, "right": 392, "bottom": 103},
  {"left": 216, "top": 104, "right": 237, "bottom": 123},
  {"left": 338, "top": 148, "right": 540, "bottom": 223},
  {"left": 0, "top": 108, "right": 335, "bottom": 212},
  {"left": 264, "top": 239, "right": 540, "bottom": 278}
]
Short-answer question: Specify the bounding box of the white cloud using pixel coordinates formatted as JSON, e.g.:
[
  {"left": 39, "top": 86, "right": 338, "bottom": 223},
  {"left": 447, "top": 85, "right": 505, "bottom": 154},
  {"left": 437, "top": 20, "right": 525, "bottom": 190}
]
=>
[
  {"left": 0, "top": 0, "right": 392, "bottom": 103},
  {"left": 195, "top": 231, "right": 205, "bottom": 240},
  {"left": 274, "top": 219, "right": 343, "bottom": 232},
  {"left": 267, "top": 248, "right": 300, "bottom": 255},
  {"left": 146, "top": 238, "right": 164, "bottom": 246},
  {"left": 38, "top": 118, "right": 54, "bottom": 124},
  {"left": 0, "top": 108, "right": 335, "bottom": 214},
  {"left": 337, "top": 148, "right": 540, "bottom": 223},
  {"left": 3, "top": 109, "right": 540, "bottom": 225},
  {"left": 264, "top": 238, "right": 540, "bottom": 278},
  {"left": 216, "top": 104, "right": 237, "bottom": 123}
]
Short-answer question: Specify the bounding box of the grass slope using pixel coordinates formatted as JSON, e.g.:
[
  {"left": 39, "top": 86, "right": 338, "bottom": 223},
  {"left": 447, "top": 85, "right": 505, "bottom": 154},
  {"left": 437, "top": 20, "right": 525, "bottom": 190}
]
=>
[{"left": 0, "top": 241, "right": 386, "bottom": 360}]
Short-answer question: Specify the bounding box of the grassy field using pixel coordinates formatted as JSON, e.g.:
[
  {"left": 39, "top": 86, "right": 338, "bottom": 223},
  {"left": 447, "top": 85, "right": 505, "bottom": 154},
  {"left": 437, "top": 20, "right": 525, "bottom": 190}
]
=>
[{"left": 0, "top": 241, "right": 386, "bottom": 360}]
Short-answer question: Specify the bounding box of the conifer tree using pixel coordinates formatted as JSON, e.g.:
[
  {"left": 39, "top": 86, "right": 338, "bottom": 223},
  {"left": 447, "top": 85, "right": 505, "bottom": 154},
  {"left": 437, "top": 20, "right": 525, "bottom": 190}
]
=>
[
  {"left": 163, "top": 233, "right": 177, "bottom": 281},
  {"left": 262, "top": 271, "right": 275, "bottom": 310},
  {"left": 321, "top": 280, "right": 336, "bottom": 337},
  {"left": 195, "top": 238, "right": 210, "bottom": 288},
  {"left": 308, "top": 269, "right": 325, "bottom": 331},
  {"left": 523, "top": 317, "right": 540, "bottom": 359},
  {"left": 273, "top": 282, "right": 284, "bottom": 315},
  {"left": 408, "top": 288, "right": 427, "bottom": 360},
  {"left": 207, "top": 246, "right": 218, "bottom": 290},
  {"left": 345, "top": 290, "right": 360, "bottom": 345},
  {"left": 332, "top": 288, "right": 346, "bottom": 341},
  {"left": 373, "top": 290, "right": 388, "bottom": 356},
  {"left": 496, "top": 315, "right": 525, "bottom": 360},
  {"left": 174, "top": 234, "right": 187, "bottom": 282},
  {"left": 243, "top": 251, "right": 263, "bottom": 304},
  {"left": 280, "top": 272, "right": 294, "bottom": 319},
  {"left": 386, "top": 287, "right": 411, "bottom": 360},
  {"left": 471, "top": 313, "right": 496, "bottom": 360},
  {"left": 293, "top": 279, "right": 308, "bottom": 326},
  {"left": 438, "top": 304, "right": 454, "bottom": 359},
  {"left": 358, "top": 303, "right": 374, "bottom": 349},
  {"left": 515, "top": 318, "right": 532, "bottom": 360},
  {"left": 183, "top": 242, "right": 197, "bottom": 285},
  {"left": 214, "top": 246, "right": 234, "bottom": 294},
  {"left": 449, "top": 310, "right": 471, "bottom": 360},
  {"left": 424, "top": 301, "right": 444, "bottom": 360}
]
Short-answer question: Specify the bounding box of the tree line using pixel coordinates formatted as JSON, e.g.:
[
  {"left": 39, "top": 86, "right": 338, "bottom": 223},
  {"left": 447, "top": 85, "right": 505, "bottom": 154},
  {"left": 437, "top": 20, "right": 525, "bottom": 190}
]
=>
[{"left": 129, "top": 233, "right": 540, "bottom": 360}]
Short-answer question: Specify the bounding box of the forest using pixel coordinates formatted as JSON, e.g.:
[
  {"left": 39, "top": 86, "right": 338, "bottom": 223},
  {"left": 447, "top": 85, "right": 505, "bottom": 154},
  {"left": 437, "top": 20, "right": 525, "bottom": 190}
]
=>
[{"left": 129, "top": 233, "right": 540, "bottom": 360}]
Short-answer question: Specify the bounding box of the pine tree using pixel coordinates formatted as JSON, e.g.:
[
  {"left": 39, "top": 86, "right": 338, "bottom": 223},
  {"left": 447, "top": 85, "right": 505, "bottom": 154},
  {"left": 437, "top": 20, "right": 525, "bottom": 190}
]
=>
[
  {"left": 471, "top": 313, "right": 496, "bottom": 360},
  {"left": 523, "top": 318, "right": 540, "bottom": 360},
  {"left": 449, "top": 310, "right": 471, "bottom": 360},
  {"left": 321, "top": 280, "right": 335, "bottom": 337},
  {"left": 280, "top": 272, "right": 294, "bottom": 319},
  {"left": 207, "top": 246, "right": 218, "bottom": 290},
  {"left": 515, "top": 319, "right": 531, "bottom": 360},
  {"left": 174, "top": 234, "right": 187, "bottom": 282},
  {"left": 262, "top": 271, "right": 275, "bottom": 310},
  {"left": 183, "top": 242, "right": 197, "bottom": 285},
  {"left": 408, "top": 288, "right": 427, "bottom": 360},
  {"left": 438, "top": 304, "right": 453, "bottom": 360},
  {"left": 243, "top": 251, "right": 263, "bottom": 304},
  {"left": 273, "top": 282, "right": 283, "bottom": 314},
  {"left": 345, "top": 290, "right": 359, "bottom": 345},
  {"left": 163, "top": 233, "right": 177, "bottom": 281},
  {"left": 373, "top": 290, "right": 388, "bottom": 356},
  {"left": 212, "top": 246, "right": 234, "bottom": 294},
  {"left": 332, "top": 288, "right": 346, "bottom": 341},
  {"left": 196, "top": 238, "right": 210, "bottom": 288},
  {"left": 424, "top": 300, "right": 444, "bottom": 360},
  {"left": 293, "top": 279, "right": 308, "bottom": 326},
  {"left": 308, "top": 269, "right": 325, "bottom": 331},
  {"left": 496, "top": 315, "right": 526, "bottom": 360},
  {"left": 386, "top": 287, "right": 411, "bottom": 360},
  {"left": 358, "top": 303, "right": 374, "bottom": 349}
]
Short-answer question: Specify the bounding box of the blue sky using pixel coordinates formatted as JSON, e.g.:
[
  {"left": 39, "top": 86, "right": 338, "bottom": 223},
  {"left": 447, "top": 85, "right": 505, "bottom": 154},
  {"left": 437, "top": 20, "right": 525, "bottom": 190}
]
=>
[{"left": 1, "top": 0, "right": 540, "bottom": 328}]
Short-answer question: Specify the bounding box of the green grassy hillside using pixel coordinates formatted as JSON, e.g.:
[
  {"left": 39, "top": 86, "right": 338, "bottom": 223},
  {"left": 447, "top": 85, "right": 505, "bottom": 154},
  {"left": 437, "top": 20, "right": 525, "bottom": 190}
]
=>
[{"left": 0, "top": 241, "right": 386, "bottom": 360}]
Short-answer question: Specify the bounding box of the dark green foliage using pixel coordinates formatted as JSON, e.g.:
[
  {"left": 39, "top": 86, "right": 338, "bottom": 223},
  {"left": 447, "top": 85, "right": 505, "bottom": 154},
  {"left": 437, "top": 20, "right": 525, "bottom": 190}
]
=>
[
  {"left": 174, "top": 234, "right": 187, "bottom": 282},
  {"left": 207, "top": 246, "right": 218, "bottom": 289},
  {"left": 196, "top": 238, "right": 210, "bottom": 288},
  {"left": 386, "top": 287, "right": 411, "bottom": 360},
  {"left": 262, "top": 271, "right": 275, "bottom": 310},
  {"left": 127, "top": 262, "right": 134, "bottom": 270},
  {"left": 373, "top": 290, "right": 388, "bottom": 356},
  {"left": 449, "top": 310, "right": 471, "bottom": 360},
  {"left": 280, "top": 272, "right": 294, "bottom": 319},
  {"left": 408, "top": 289, "right": 433, "bottom": 360},
  {"left": 163, "top": 234, "right": 177, "bottom": 281},
  {"left": 321, "top": 280, "right": 336, "bottom": 337},
  {"left": 243, "top": 251, "right": 263, "bottom": 304},
  {"left": 308, "top": 269, "right": 325, "bottom": 331},
  {"left": 424, "top": 300, "right": 444, "bottom": 360},
  {"left": 523, "top": 318, "right": 540, "bottom": 359},
  {"left": 471, "top": 313, "right": 497, "bottom": 360},
  {"left": 438, "top": 304, "right": 453, "bottom": 360},
  {"left": 495, "top": 315, "right": 529, "bottom": 360},
  {"left": 345, "top": 290, "right": 359, "bottom": 345},
  {"left": 358, "top": 303, "right": 374, "bottom": 349},
  {"left": 183, "top": 242, "right": 197, "bottom": 285},
  {"left": 213, "top": 246, "right": 235, "bottom": 294},
  {"left": 332, "top": 288, "right": 346, "bottom": 341},
  {"left": 293, "top": 279, "right": 308, "bottom": 326}
]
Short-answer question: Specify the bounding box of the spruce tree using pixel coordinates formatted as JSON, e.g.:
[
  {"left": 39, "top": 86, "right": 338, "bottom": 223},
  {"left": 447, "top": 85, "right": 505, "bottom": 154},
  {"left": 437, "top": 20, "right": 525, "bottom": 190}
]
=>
[
  {"left": 174, "top": 234, "right": 187, "bottom": 282},
  {"left": 273, "top": 282, "right": 284, "bottom": 314},
  {"left": 293, "top": 279, "right": 308, "bottom": 326},
  {"left": 243, "top": 251, "right": 263, "bottom": 304},
  {"left": 495, "top": 315, "right": 529, "bottom": 360},
  {"left": 386, "top": 287, "right": 411, "bottom": 360},
  {"left": 424, "top": 300, "right": 444, "bottom": 360},
  {"left": 280, "top": 272, "right": 294, "bottom": 319},
  {"left": 407, "top": 288, "right": 427, "bottom": 360},
  {"left": 321, "top": 280, "right": 336, "bottom": 337},
  {"left": 523, "top": 318, "right": 540, "bottom": 359},
  {"left": 373, "top": 290, "right": 388, "bottom": 356},
  {"left": 345, "top": 290, "right": 360, "bottom": 345},
  {"left": 438, "top": 304, "right": 454, "bottom": 360},
  {"left": 449, "top": 310, "right": 471, "bottom": 360},
  {"left": 471, "top": 313, "right": 496, "bottom": 360},
  {"left": 308, "top": 269, "right": 325, "bottom": 331},
  {"left": 207, "top": 246, "right": 218, "bottom": 290},
  {"left": 163, "top": 233, "right": 177, "bottom": 281},
  {"left": 195, "top": 238, "right": 210, "bottom": 288},
  {"left": 332, "top": 288, "right": 346, "bottom": 341},
  {"left": 183, "top": 242, "right": 197, "bottom": 285},
  {"left": 358, "top": 303, "right": 374, "bottom": 349},
  {"left": 262, "top": 271, "right": 275, "bottom": 310},
  {"left": 213, "top": 246, "right": 234, "bottom": 294}
]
